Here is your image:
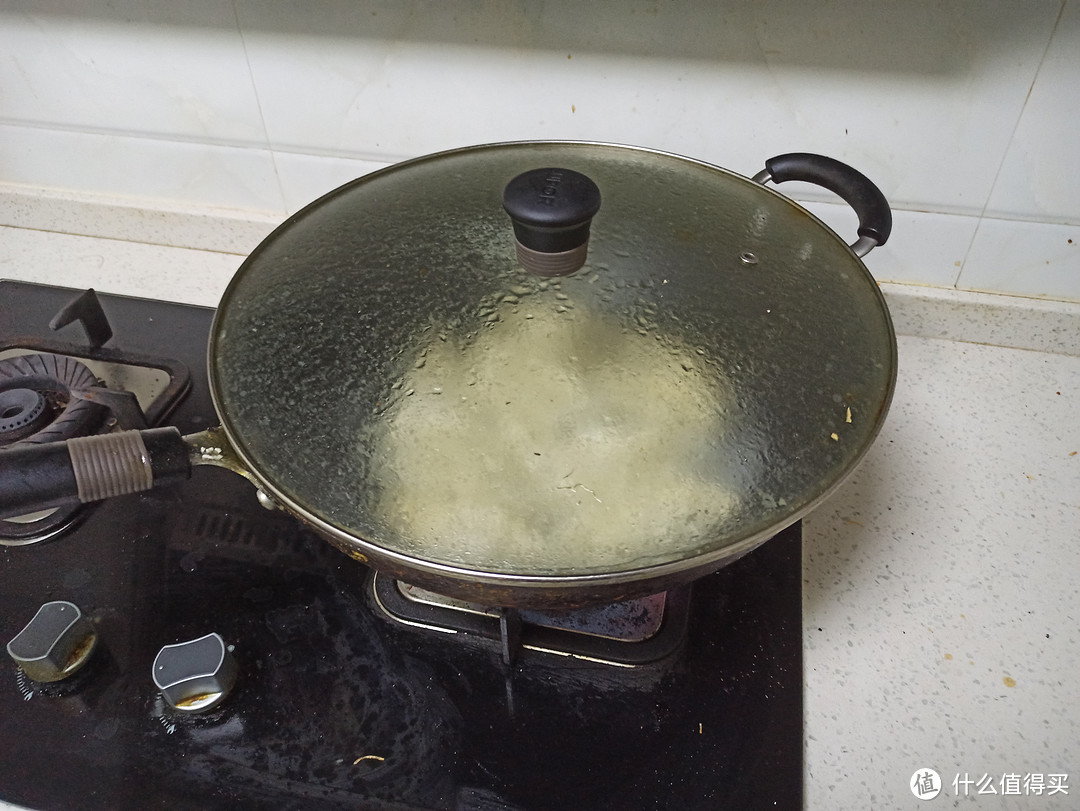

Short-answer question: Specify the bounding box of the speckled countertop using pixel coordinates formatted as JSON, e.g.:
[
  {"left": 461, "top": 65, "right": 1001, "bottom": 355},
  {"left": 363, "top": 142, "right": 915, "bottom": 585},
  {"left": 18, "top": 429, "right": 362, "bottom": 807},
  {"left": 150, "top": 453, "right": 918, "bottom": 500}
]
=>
[{"left": 1, "top": 207, "right": 1078, "bottom": 809}]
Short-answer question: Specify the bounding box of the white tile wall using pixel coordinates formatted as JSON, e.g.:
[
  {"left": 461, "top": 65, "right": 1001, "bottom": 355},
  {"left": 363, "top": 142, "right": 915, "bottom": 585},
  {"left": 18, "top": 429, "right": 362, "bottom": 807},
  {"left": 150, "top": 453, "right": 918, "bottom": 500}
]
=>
[
  {"left": 961, "top": 217, "right": 1080, "bottom": 300},
  {"left": 0, "top": 1, "right": 264, "bottom": 143},
  {"left": 271, "top": 152, "right": 390, "bottom": 213},
  {"left": 983, "top": 0, "right": 1080, "bottom": 224},
  {"left": 0, "top": 124, "right": 283, "bottom": 212},
  {"left": 801, "top": 202, "right": 980, "bottom": 290},
  {"left": 956, "top": 0, "right": 1080, "bottom": 300},
  {"left": 0, "top": 0, "right": 1077, "bottom": 301}
]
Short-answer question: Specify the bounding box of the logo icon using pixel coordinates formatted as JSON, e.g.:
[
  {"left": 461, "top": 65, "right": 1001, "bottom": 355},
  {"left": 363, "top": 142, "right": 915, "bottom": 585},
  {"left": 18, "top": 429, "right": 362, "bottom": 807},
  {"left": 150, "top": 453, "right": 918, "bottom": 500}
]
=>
[{"left": 911, "top": 768, "right": 942, "bottom": 800}]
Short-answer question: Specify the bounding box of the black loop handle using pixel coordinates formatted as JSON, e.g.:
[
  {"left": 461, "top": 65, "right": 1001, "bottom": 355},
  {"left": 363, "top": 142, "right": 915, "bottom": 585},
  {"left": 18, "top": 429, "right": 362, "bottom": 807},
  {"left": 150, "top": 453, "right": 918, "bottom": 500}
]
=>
[{"left": 758, "top": 153, "right": 892, "bottom": 255}]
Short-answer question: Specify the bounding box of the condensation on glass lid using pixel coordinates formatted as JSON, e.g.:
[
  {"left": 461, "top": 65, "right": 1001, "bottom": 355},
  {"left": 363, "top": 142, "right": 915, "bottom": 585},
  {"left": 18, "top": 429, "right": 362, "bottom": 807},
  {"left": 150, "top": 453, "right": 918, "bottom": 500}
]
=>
[{"left": 363, "top": 297, "right": 747, "bottom": 576}]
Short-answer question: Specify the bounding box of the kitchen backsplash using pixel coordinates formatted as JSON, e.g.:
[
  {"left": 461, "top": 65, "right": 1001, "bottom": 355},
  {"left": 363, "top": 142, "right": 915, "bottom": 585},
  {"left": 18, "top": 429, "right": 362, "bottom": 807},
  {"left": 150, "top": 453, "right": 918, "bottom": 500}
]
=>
[{"left": 1, "top": 0, "right": 1077, "bottom": 301}]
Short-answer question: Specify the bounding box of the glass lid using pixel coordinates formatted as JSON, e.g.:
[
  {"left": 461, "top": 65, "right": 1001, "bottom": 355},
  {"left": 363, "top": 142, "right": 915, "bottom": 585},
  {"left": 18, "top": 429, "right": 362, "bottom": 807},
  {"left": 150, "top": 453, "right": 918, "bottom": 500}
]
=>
[{"left": 210, "top": 142, "right": 895, "bottom": 577}]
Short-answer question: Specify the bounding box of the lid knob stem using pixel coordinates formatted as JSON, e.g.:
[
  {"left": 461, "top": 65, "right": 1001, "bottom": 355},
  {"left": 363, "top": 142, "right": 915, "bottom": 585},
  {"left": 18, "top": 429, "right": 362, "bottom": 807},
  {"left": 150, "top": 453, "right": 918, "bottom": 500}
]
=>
[{"left": 502, "top": 168, "right": 601, "bottom": 276}]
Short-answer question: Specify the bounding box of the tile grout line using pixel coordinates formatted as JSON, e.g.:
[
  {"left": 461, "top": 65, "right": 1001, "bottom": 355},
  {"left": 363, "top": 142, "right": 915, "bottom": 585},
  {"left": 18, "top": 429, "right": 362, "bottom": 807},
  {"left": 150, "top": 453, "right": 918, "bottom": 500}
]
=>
[
  {"left": 0, "top": 119, "right": 409, "bottom": 168},
  {"left": 232, "top": 0, "right": 288, "bottom": 215},
  {"left": 953, "top": 0, "right": 1068, "bottom": 290}
]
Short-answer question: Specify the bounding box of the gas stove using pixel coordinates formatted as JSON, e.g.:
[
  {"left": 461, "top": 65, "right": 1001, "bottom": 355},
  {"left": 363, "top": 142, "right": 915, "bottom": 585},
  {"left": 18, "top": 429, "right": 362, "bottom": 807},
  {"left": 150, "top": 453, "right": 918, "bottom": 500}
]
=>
[{"left": 0, "top": 281, "right": 802, "bottom": 810}]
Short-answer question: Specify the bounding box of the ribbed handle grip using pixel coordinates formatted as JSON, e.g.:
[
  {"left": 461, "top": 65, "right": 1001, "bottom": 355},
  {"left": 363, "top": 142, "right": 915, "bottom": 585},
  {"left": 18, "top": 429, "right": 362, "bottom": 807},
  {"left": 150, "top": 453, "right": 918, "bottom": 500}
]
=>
[
  {"left": 0, "top": 427, "right": 191, "bottom": 520},
  {"left": 68, "top": 431, "right": 154, "bottom": 501}
]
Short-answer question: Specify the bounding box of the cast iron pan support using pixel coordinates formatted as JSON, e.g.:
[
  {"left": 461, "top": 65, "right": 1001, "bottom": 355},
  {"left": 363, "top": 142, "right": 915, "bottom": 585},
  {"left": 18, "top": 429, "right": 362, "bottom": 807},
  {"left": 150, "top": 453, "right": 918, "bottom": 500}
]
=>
[{"left": 48, "top": 288, "right": 113, "bottom": 350}]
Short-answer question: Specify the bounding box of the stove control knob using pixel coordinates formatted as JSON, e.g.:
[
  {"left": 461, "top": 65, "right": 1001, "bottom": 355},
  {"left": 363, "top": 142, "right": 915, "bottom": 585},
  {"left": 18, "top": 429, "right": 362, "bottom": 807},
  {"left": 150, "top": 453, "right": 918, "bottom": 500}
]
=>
[
  {"left": 6, "top": 601, "right": 98, "bottom": 683},
  {"left": 152, "top": 633, "right": 238, "bottom": 713}
]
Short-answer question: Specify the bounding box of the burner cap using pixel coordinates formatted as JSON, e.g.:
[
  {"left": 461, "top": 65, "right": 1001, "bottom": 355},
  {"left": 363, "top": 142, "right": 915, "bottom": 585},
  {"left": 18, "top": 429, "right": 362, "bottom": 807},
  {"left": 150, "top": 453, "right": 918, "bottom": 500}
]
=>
[
  {"left": 0, "top": 354, "right": 106, "bottom": 448},
  {"left": 0, "top": 388, "right": 49, "bottom": 442}
]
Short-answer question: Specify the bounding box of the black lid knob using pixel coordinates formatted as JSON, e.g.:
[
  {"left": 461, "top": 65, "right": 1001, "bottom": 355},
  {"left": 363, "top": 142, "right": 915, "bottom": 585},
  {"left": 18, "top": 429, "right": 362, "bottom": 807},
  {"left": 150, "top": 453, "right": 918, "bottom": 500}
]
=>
[{"left": 503, "top": 168, "right": 601, "bottom": 276}]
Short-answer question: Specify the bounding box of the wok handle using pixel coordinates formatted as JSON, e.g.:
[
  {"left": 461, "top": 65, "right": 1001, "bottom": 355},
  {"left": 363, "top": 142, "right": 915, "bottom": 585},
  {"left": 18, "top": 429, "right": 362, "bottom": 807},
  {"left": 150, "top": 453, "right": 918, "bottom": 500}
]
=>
[
  {"left": 753, "top": 153, "right": 892, "bottom": 257},
  {"left": 0, "top": 427, "right": 191, "bottom": 521}
]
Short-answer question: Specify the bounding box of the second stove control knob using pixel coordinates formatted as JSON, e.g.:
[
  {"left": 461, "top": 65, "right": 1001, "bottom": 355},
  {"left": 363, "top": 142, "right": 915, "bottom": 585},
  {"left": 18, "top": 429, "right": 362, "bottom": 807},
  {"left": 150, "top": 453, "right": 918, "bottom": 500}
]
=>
[
  {"left": 6, "top": 601, "right": 98, "bottom": 683},
  {"left": 152, "top": 633, "right": 238, "bottom": 713}
]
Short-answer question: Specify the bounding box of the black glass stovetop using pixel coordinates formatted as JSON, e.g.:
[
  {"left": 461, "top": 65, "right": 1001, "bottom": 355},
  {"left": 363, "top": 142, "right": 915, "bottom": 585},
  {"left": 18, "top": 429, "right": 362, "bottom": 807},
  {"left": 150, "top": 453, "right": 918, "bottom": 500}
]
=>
[{"left": 0, "top": 281, "right": 802, "bottom": 811}]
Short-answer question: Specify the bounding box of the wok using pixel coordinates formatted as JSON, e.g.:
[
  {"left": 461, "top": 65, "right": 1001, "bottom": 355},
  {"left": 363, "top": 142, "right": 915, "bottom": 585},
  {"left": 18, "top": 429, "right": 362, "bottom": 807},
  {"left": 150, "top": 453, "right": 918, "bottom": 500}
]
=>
[{"left": 0, "top": 142, "right": 896, "bottom": 609}]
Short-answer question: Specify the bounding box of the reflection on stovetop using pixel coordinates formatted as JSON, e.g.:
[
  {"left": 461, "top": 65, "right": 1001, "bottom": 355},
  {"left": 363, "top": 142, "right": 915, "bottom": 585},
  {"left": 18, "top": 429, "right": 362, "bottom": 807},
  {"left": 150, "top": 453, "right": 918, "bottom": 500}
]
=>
[{"left": 0, "top": 282, "right": 802, "bottom": 811}]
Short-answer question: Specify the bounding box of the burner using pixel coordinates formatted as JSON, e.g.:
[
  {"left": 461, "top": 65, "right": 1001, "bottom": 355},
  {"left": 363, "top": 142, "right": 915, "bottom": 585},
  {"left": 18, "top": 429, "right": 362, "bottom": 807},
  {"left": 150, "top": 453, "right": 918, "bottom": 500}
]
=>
[
  {"left": 1, "top": 290, "right": 193, "bottom": 545},
  {"left": 0, "top": 388, "right": 49, "bottom": 440},
  {"left": 0, "top": 354, "right": 111, "bottom": 545},
  {"left": 0, "top": 354, "right": 107, "bottom": 447}
]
